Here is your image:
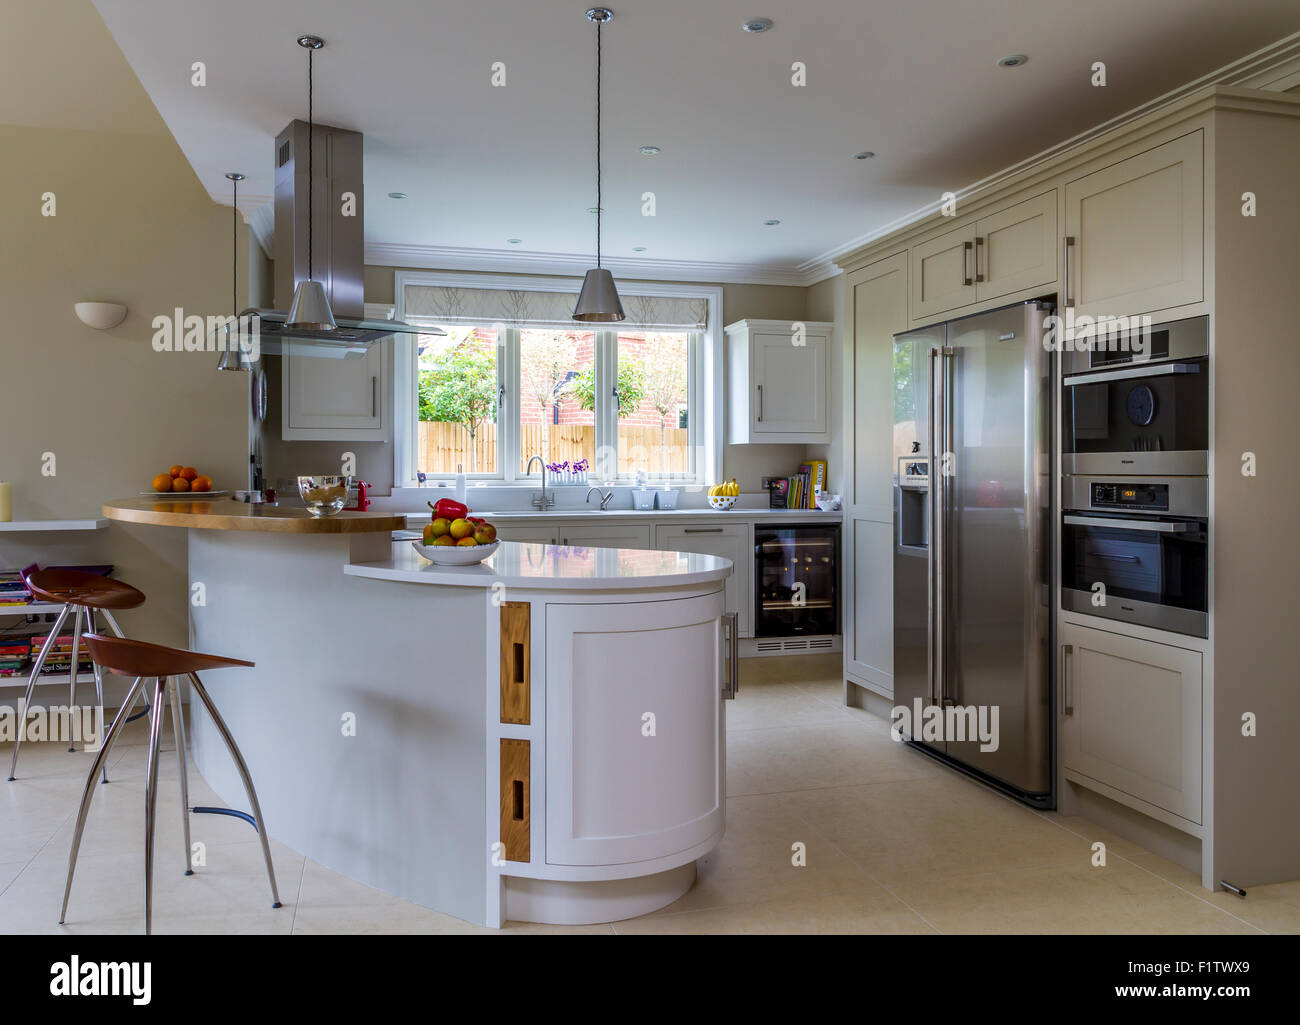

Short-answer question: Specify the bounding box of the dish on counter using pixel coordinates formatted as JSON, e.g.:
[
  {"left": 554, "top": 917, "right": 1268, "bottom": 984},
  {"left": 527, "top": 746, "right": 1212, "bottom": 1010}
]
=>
[{"left": 411, "top": 539, "right": 501, "bottom": 566}]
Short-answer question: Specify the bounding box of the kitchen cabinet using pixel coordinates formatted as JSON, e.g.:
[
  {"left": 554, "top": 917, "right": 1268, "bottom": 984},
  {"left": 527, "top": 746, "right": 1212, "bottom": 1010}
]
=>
[
  {"left": 282, "top": 337, "right": 389, "bottom": 441},
  {"left": 493, "top": 523, "right": 561, "bottom": 545},
  {"left": 1064, "top": 132, "right": 1203, "bottom": 319},
  {"left": 725, "top": 319, "right": 833, "bottom": 443},
  {"left": 910, "top": 191, "right": 1057, "bottom": 321},
  {"left": 544, "top": 593, "right": 725, "bottom": 867},
  {"left": 1060, "top": 622, "right": 1202, "bottom": 825},
  {"left": 552, "top": 523, "right": 651, "bottom": 550},
  {"left": 655, "top": 521, "right": 752, "bottom": 637}
]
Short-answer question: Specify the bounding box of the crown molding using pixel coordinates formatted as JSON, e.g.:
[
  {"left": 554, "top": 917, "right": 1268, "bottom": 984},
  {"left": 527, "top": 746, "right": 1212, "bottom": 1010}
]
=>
[
  {"left": 209, "top": 189, "right": 274, "bottom": 257},
  {"left": 364, "top": 241, "right": 811, "bottom": 286}
]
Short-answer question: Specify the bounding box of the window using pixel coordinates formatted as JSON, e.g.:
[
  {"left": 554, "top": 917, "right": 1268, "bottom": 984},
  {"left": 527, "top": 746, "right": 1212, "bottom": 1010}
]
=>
[{"left": 393, "top": 273, "right": 721, "bottom": 489}]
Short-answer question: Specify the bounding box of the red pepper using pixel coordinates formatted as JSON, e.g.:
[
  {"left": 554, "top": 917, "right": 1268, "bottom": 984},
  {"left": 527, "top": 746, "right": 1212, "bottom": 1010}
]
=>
[{"left": 428, "top": 498, "right": 469, "bottom": 520}]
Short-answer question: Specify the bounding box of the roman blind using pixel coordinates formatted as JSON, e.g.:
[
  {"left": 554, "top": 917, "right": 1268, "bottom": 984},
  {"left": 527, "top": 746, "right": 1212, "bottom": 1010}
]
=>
[{"left": 403, "top": 283, "right": 708, "bottom": 330}]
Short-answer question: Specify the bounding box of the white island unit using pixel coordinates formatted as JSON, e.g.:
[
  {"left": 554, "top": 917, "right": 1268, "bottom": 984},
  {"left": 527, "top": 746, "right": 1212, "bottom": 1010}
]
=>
[{"left": 103, "top": 500, "right": 734, "bottom": 927}]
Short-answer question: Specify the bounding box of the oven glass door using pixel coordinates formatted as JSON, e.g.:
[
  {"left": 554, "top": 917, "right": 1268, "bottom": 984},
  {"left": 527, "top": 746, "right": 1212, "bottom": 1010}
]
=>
[
  {"left": 1062, "top": 357, "right": 1208, "bottom": 473},
  {"left": 754, "top": 526, "right": 840, "bottom": 637},
  {"left": 1061, "top": 514, "right": 1207, "bottom": 636}
]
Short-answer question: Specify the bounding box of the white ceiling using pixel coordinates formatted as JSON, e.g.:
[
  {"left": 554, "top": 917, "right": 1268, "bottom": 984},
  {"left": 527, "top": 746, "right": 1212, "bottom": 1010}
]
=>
[{"left": 91, "top": 0, "right": 1300, "bottom": 282}]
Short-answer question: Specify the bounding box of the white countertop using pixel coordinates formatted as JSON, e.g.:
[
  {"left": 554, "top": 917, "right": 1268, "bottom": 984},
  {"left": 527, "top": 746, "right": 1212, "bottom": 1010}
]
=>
[
  {"left": 393, "top": 506, "right": 842, "bottom": 525},
  {"left": 345, "top": 540, "right": 733, "bottom": 591}
]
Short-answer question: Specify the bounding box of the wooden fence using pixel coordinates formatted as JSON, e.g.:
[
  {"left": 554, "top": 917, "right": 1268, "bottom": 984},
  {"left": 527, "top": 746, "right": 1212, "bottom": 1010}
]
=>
[{"left": 418, "top": 421, "right": 690, "bottom": 474}]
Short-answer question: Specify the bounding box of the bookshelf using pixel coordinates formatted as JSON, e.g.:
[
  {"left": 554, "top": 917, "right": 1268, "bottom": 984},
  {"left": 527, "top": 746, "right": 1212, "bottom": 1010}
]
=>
[{"left": 0, "top": 520, "right": 108, "bottom": 532}]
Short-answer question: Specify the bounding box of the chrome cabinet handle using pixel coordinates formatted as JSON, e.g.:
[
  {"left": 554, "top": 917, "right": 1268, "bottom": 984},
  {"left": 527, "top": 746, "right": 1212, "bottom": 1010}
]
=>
[
  {"left": 961, "top": 241, "right": 974, "bottom": 287},
  {"left": 685, "top": 527, "right": 723, "bottom": 534},
  {"left": 722, "top": 612, "right": 739, "bottom": 700},
  {"left": 974, "top": 235, "right": 985, "bottom": 282},
  {"left": 371, "top": 375, "right": 377, "bottom": 418},
  {"left": 1064, "top": 515, "right": 1197, "bottom": 533},
  {"left": 757, "top": 383, "right": 763, "bottom": 422},
  {"left": 1062, "top": 236, "right": 1075, "bottom": 308},
  {"left": 1063, "top": 362, "right": 1200, "bottom": 387},
  {"left": 1062, "top": 643, "right": 1074, "bottom": 716}
]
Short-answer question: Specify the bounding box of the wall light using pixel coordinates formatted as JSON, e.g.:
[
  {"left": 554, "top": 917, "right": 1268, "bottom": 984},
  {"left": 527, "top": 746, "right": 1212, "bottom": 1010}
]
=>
[{"left": 73, "top": 302, "right": 127, "bottom": 330}]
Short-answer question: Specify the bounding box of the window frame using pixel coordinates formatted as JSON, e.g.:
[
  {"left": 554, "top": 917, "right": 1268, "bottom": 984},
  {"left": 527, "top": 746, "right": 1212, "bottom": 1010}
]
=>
[{"left": 392, "top": 270, "right": 722, "bottom": 489}]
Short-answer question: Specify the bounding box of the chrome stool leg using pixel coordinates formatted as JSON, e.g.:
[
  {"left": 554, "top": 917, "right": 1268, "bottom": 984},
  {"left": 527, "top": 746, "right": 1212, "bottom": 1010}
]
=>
[
  {"left": 66, "top": 606, "right": 83, "bottom": 751},
  {"left": 143, "top": 677, "right": 167, "bottom": 935},
  {"left": 8, "top": 602, "right": 72, "bottom": 781},
  {"left": 59, "top": 673, "right": 146, "bottom": 925},
  {"left": 188, "top": 672, "right": 281, "bottom": 908},
  {"left": 84, "top": 608, "right": 109, "bottom": 784},
  {"left": 98, "top": 610, "right": 150, "bottom": 727},
  {"left": 169, "top": 678, "right": 193, "bottom": 875}
]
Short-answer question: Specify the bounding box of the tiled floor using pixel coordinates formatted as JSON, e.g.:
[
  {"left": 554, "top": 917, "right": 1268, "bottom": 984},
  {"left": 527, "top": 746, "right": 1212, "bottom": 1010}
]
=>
[{"left": 2, "top": 654, "right": 1296, "bottom": 934}]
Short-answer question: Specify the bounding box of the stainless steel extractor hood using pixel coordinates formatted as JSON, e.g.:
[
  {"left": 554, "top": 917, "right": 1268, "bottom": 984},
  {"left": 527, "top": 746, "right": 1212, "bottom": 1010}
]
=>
[{"left": 246, "top": 119, "right": 439, "bottom": 357}]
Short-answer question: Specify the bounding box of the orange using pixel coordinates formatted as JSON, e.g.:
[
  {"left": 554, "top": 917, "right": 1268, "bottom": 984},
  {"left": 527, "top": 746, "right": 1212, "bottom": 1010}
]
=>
[
  {"left": 151, "top": 473, "right": 173, "bottom": 492},
  {"left": 456, "top": 536, "right": 479, "bottom": 547},
  {"left": 179, "top": 467, "right": 198, "bottom": 482},
  {"left": 191, "top": 475, "right": 212, "bottom": 492},
  {"left": 168, "top": 465, "right": 183, "bottom": 478},
  {"left": 170, "top": 476, "right": 190, "bottom": 492}
]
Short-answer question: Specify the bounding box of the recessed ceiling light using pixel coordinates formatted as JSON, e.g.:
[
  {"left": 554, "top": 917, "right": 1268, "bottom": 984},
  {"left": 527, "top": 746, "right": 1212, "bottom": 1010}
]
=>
[
  {"left": 762, "top": 218, "right": 781, "bottom": 226},
  {"left": 742, "top": 18, "right": 774, "bottom": 33},
  {"left": 853, "top": 151, "right": 875, "bottom": 160},
  {"left": 632, "top": 246, "right": 647, "bottom": 252},
  {"left": 506, "top": 238, "right": 523, "bottom": 245},
  {"left": 639, "top": 145, "right": 661, "bottom": 156},
  {"left": 996, "top": 54, "right": 1028, "bottom": 68},
  {"left": 387, "top": 192, "right": 407, "bottom": 199}
]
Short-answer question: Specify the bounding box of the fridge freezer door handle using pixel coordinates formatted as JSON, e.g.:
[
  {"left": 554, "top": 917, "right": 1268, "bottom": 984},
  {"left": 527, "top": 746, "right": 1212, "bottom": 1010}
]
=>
[{"left": 927, "top": 346, "right": 940, "bottom": 707}]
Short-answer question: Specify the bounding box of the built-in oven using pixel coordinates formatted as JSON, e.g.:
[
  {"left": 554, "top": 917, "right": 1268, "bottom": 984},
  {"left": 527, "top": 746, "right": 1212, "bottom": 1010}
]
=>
[
  {"left": 1061, "top": 476, "right": 1207, "bottom": 637},
  {"left": 1062, "top": 315, "right": 1208, "bottom": 477},
  {"left": 754, "top": 524, "right": 840, "bottom": 637}
]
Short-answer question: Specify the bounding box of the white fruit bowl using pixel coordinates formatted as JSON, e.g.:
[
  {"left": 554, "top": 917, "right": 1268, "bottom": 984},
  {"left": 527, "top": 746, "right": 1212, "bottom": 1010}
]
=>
[
  {"left": 708, "top": 495, "right": 737, "bottom": 511},
  {"left": 411, "top": 539, "right": 501, "bottom": 566}
]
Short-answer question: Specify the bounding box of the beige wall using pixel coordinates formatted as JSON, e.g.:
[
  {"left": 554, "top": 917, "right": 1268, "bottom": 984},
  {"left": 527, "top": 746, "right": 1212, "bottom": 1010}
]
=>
[{"left": 0, "top": 2, "right": 249, "bottom": 659}]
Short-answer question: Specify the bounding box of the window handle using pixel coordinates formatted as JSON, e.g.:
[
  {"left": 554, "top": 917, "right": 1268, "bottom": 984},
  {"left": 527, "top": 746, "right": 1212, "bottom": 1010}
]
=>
[
  {"left": 498, "top": 384, "right": 506, "bottom": 409},
  {"left": 612, "top": 386, "right": 620, "bottom": 410}
]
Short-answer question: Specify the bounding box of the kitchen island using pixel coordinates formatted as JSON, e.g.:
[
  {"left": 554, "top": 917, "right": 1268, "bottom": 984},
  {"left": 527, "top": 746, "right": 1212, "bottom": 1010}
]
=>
[{"left": 102, "top": 499, "right": 733, "bottom": 926}]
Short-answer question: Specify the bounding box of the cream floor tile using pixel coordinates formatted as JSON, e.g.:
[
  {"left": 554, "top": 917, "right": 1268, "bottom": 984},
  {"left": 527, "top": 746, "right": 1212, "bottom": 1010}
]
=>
[
  {"left": 887, "top": 857, "right": 1261, "bottom": 934},
  {"left": 290, "top": 857, "right": 487, "bottom": 935},
  {"left": 650, "top": 791, "right": 877, "bottom": 914},
  {"left": 616, "top": 892, "right": 936, "bottom": 935},
  {"left": 726, "top": 721, "right": 937, "bottom": 796},
  {"left": 0, "top": 861, "right": 27, "bottom": 894},
  {"left": 726, "top": 681, "right": 862, "bottom": 732},
  {"left": 1041, "top": 813, "right": 1154, "bottom": 859},
  {"left": 1127, "top": 852, "right": 1300, "bottom": 934}
]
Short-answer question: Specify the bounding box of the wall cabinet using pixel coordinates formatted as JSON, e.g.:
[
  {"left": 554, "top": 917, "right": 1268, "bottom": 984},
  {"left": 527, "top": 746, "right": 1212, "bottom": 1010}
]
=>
[
  {"left": 1060, "top": 622, "right": 1202, "bottom": 825},
  {"left": 1064, "top": 131, "right": 1203, "bottom": 319},
  {"left": 282, "top": 338, "right": 389, "bottom": 441},
  {"left": 655, "top": 522, "right": 752, "bottom": 637},
  {"left": 725, "top": 319, "right": 833, "bottom": 443},
  {"left": 910, "top": 191, "right": 1057, "bottom": 321}
]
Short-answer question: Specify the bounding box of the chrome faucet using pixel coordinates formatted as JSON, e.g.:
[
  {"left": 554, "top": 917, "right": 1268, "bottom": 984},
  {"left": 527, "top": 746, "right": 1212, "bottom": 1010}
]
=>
[
  {"left": 526, "top": 455, "right": 555, "bottom": 510},
  {"left": 585, "top": 486, "right": 614, "bottom": 510}
]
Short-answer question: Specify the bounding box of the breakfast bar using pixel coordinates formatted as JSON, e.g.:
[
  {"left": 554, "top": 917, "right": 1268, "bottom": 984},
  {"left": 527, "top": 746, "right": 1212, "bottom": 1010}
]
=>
[{"left": 101, "top": 499, "right": 733, "bottom": 926}]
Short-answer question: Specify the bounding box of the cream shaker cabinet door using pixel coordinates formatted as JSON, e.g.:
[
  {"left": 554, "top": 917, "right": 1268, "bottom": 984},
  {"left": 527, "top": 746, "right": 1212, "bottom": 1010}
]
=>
[
  {"left": 655, "top": 522, "right": 751, "bottom": 637},
  {"left": 553, "top": 523, "right": 652, "bottom": 550},
  {"left": 1064, "top": 132, "right": 1204, "bottom": 319},
  {"left": 975, "top": 190, "right": 1057, "bottom": 302},
  {"left": 492, "top": 524, "right": 560, "bottom": 545},
  {"left": 282, "top": 340, "right": 387, "bottom": 440},
  {"left": 910, "top": 224, "right": 976, "bottom": 319},
  {"left": 1060, "top": 622, "right": 1202, "bottom": 824},
  {"left": 750, "top": 330, "right": 829, "bottom": 437}
]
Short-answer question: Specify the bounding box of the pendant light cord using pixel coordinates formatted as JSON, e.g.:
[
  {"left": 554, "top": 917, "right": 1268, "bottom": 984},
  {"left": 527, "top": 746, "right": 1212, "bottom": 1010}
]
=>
[
  {"left": 595, "top": 18, "right": 602, "bottom": 269},
  {"left": 231, "top": 176, "right": 238, "bottom": 317},
  {"left": 307, "top": 46, "right": 314, "bottom": 283}
]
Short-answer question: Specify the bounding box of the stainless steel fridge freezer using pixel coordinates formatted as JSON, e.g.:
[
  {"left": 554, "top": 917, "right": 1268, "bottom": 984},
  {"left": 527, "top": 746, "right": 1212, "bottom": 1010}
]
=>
[{"left": 892, "top": 301, "right": 1054, "bottom": 807}]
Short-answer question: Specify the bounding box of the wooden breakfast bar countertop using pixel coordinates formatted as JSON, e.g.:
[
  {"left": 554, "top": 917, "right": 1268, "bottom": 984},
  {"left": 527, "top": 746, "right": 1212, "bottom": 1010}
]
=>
[{"left": 102, "top": 498, "right": 407, "bottom": 534}]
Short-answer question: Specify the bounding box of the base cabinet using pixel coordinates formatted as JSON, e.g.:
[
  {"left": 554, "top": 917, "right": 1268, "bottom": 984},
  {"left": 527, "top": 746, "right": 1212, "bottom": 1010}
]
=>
[
  {"left": 1060, "top": 622, "right": 1202, "bottom": 825},
  {"left": 655, "top": 522, "right": 752, "bottom": 637}
]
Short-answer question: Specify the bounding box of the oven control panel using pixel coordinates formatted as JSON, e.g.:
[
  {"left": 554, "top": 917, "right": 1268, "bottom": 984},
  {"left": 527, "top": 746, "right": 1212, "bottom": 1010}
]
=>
[{"left": 1090, "top": 481, "right": 1169, "bottom": 511}]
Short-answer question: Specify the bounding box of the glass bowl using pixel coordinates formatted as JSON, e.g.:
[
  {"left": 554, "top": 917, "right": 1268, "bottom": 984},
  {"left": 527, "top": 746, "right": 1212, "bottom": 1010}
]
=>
[{"left": 298, "top": 475, "right": 348, "bottom": 517}]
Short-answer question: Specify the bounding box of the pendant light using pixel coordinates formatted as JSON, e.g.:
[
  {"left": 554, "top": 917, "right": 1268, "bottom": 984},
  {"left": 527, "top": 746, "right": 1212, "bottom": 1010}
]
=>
[
  {"left": 286, "top": 34, "right": 337, "bottom": 332},
  {"left": 217, "top": 172, "right": 253, "bottom": 370},
  {"left": 573, "top": 8, "right": 625, "bottom": 323}
]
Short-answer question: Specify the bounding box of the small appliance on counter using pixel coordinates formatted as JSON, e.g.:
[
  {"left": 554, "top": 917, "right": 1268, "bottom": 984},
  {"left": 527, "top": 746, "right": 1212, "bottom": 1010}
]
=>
[{"left": 345, "top": 479, "right": 371, "bottom": 511}]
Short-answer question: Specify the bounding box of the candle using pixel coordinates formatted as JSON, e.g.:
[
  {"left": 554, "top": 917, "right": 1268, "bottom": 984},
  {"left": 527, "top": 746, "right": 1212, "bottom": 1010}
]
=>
[{"left": 0, "top": 482, "right": 11, "bottom": 523}]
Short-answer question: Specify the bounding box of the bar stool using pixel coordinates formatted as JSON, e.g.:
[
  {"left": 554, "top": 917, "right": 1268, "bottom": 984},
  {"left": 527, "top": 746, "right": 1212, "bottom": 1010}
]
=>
[
  {"left": 7, "top": 566, "right": 148, "bottom": 783},
  {"left": 61, "top": 634, "right": 281, "bottom": 935}
]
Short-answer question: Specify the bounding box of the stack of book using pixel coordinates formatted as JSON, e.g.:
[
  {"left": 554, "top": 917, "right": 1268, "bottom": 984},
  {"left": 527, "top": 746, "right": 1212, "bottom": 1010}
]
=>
[
  {"left": 0, "top": 636, "right": 29, "bottom": 678},
  {"left": 763, "top": 460, "right": 829, "bottom": 510},
  {"left": 0, "top": 571, "right": 31, "bottom": 607},
  {"left": 28, "top": 632, "right": 93, "bottom": 677}
]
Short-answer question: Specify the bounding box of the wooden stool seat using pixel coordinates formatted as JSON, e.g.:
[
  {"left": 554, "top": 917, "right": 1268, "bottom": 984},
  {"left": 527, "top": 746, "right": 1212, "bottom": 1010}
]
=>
[
  {"left": 83, "top": 634, "right": 254, "bottom": 678},
  {"left": 25, "top": 568, "right": 145, "bottom": 610}
]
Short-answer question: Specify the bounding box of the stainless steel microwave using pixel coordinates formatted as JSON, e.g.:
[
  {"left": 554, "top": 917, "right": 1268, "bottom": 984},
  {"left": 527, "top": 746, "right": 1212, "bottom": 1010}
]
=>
[{"left": 1062, "top": 316, "right": 1208, "bottom": 476}]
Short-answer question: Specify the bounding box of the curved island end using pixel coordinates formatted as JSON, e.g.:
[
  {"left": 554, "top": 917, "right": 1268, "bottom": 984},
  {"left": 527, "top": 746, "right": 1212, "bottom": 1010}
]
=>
[{"left": 102, "top": 499, "right": 733, "bottom": 927}]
